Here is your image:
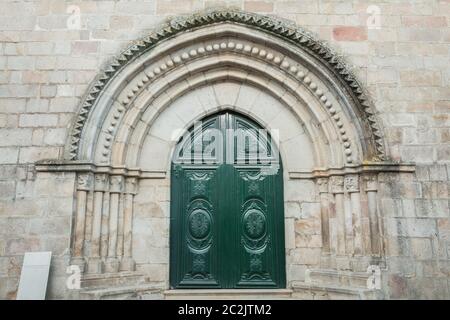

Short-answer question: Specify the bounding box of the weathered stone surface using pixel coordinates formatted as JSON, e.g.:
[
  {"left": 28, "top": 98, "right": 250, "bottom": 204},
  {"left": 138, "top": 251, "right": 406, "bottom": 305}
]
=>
[{"left": 0, "top": 2, "right": 449, "bottom": 300}]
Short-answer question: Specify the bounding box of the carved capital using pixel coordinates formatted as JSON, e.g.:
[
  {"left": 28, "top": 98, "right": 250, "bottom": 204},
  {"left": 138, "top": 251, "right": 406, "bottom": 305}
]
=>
[
  {"left": 125, "top": 177, "right": 138, "bottom": 194},
  {"left": 77, "top": 173, "right": 93, "bottom": 191},
  {"left": 344, "top": 175, "right": 359, "bottom": 193},
  {"left": 364, "top": 174, "right": 378, "bottom": 192},
  {"left": 316, "top": 178, "right": 329, "bottom": 194},
  {"left": 109, "top": 175, "right": 124, "bottom": 193},
  {"left": 329, "top": 176, "right": 344, "bottom": 194},
  {"left": 94, "top": 173, "right": 109, "bottom": 192}
]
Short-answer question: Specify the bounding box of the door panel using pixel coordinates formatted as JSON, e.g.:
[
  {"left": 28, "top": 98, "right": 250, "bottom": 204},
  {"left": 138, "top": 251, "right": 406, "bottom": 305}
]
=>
[
  {"left": 235, "top": 168, "right": 285, "bottom": 288},
  {"left": 171, "top": 166, "right": 221, "bottom": 288},
  {"left": 170, "top": 112, "right": 285, "bottom": 289}
]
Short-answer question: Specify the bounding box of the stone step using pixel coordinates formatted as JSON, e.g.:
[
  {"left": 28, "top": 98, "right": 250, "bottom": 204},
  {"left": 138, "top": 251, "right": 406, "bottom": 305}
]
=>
[
  {"left": 291, "top": 281, "right": 383, "bottom": 300},
  {"left": 79, "top": 284, "right": 165, "bottom": 300},
  {"left": 305, "top": 269, "right": 373, "bottom": 289},
  {"left": 164, "top": 289, "right": 294, "bottom": 300},
  {"left": 81, "top": 271, "right": 148, "bottom": 289}
]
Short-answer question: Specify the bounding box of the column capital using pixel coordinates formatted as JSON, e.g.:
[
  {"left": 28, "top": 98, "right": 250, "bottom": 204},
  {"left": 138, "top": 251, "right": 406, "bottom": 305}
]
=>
[
  {"left": 344, "top": 174, "right": 360, "bottom": 193},
  {"left": 109, "top": 175, "right": 124, "bottom": 193},
  {"left": 94, "top": 173, "right": 109, "bottom": 192},
  {"left": 316, "top": 177, "right": 329, "bottom": 194},
  {"left": 364, "top": 174, "right": 378, "bottom": 191},
  {"left": 125, "top": 177, "right": 139, "bottom": 194},
  {"left": 329, "top": 175, "right": 344, "bottom": 194},
  {"left": 77, "top": 173, "right": 93, "bottom": 191}
]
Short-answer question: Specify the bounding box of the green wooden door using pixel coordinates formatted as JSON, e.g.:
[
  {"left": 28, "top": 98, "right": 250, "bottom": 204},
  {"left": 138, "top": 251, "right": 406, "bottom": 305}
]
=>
[{"left": 170, "top": 112, "right": 285, "bottom": 289}]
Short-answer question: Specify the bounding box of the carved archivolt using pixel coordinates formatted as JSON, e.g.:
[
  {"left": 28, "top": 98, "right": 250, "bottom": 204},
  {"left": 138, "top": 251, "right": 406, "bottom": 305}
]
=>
[{"left": 68, "top": 9, "right": 386, "bottom": 165}]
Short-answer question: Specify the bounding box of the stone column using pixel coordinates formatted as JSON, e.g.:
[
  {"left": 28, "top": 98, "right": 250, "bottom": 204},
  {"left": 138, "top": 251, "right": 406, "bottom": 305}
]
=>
[
  {"left": 117, "top": 194, "right": 125, "bottom": 261},
  {"left": 72, "top": 173, "right": 92, "bottom": 271},
  {"left": 330, "top": 176, "right": 345, "bottom": 256},
  {"left": 317, "top": 178, "right": 331, "bottom": 266},
  {"left": 120, "top": 177, "right": 138, "bottom": 271},
  {"left": 345, "top": 175, "right": 363, "bottom": 256},
  {"left": 105, "top": 175, "right": 123, "bottom": 273},
  {"left": 100, "top": 186, "right": 110, "bottom": 259},
  {"left": 87, "top": 173, "right": 108, "bottom": 273},
  {"left": 365, "top": 174, "right": 381, "bottom": 257}
]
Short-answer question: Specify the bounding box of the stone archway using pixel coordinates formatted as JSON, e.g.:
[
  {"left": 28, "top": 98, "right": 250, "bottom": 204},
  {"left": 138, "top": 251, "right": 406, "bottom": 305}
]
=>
[{"left": 36, "top": 9, "right": 415, "bottom": 298}]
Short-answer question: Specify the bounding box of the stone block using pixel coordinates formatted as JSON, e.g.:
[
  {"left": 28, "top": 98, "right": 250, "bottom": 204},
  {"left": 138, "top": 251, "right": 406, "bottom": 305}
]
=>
[
  {"left": 5, "top": 238, "right": 41, "bottom": 255},
  {"left": 0, "top": 148, "right": 19, "bottom": 164},
  {"left": 285, "top": 218, "right": 295, "bottom": 249},
  {"left": 40, "top": 85, "right": 57, "bottom": 98},
  {"left": 381, "top": 198, "right": 403, "bottom": 217},
  {"left": 276, "top": 1, "right": 318, "bottom": 14},
  {"left": 415, "top": 199, "right": 449, "bottom": 218},
  {"left": 0, "top": 181, "right": 15, "bottom": 200},
  {"left": 18, "top": 147, "right": 60, "bottom": 163},
  {"left": 388, "top": 273, "right": 409, "bottom": 299},
  {"left": 402, "top": 16, "right": 447, "bottom": 28},
  {"left": 333, "top": 26, "right": 367, "bottom": 41},
  {"left": 26, "top": 42, "right": 54, "bottom": 55},
  {"left": 0, "top": 218, "right": 28, "bottom": 235},
  {"left": 43, "top": 128, "right": 67, "bottom": 146},
  {"left": 285, "top": 201, "right": 301, "bottom": 219},
  {"left": 0, "top": 99, "right": 26, "bottom": 113},
  {"left": 72, "top": 41, "right": 99, "bottom": 55},
  {"left": 429, "top": 165, "right": 448, "bottom": 181},
  {"left": 385, "top": 236, "right": 411, "bottom": 257},
  {"left": 110, "top": 16, "right": 134, "bottom": 30},
  {"left": 26, "top": 99, "right": 49, "bottom": 113},
  {"left": 295, "top": 234, "right": 322, "bottom": 248},
  {"left": 19, "top": 114, "right": 58, "bottom": 128},
  {"left": 290, "top": 248, "right": 321, "bottom": 265},
  {"left": 7, "top": 57, "right": 35, "bottom": 70},
  {"left": 244, "top": 1, "right": 274, "bottom": 13},
  {"left": 411, "top": 238, "right": 433, "bottom": 260},
  {"left": 385, "top": 217, "right": 438, "bottom": 238},
  {"left": 28, "top": 217, "right": 71, "bottom": 236}
]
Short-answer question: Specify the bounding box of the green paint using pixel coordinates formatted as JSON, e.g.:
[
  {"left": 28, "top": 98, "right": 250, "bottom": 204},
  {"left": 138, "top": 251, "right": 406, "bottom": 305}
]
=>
[{"left": 170, "top": 112, "right": 286, "bottom": 288}]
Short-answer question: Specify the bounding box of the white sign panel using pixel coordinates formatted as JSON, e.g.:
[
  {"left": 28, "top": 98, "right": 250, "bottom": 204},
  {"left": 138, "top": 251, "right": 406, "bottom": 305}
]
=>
[{"left": 17, "top": 252, "right": 52, "bottom": 300}]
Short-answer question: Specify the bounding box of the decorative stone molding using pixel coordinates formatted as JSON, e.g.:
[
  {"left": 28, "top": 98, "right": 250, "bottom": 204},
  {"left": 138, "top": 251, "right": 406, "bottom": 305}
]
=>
[
  {"left": 94, "top": 173, "right": 109, "bottom": 192},
  {"left": 316, "top": 178, "right": 329, "bottom": 194},
  {"left": 98, "top": 40, "right": 355, "bottom": 164},
  {"left": 77, "top": 173, "right": 93, "bottom": 191},
  {"left": 109, "top": 176, "right": 124, "bottom": 193},
  {"left": 364, "top": 174, "right": 378, "bottom": 192},
  {"left": 125, "top": 177, "right": 138, "bottom": 195},
  {"left": 288, "top": 162, "right": 415, "bottom": 180},
  {"left": 69, "top": 9, "right": 385, "bottom": 162},
  {"left": 344, "top": 175, "right": 359, "bottom": 193},
  {"left": 329, "top": 176, "right": 344, "bottom": 194},
  {"left": 35, "top": 160, "right": 164, "bottom": 179}
]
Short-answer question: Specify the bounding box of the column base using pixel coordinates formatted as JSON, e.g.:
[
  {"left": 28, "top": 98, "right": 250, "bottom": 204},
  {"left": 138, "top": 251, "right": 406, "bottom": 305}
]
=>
[
  {"left": 87, "top": 257, "right": 104, "bottom": 274},
  {"left": 120, "top": 257, "right": 136, "bottom": 272},
  {"left": 70, "top": 257, "right": 86, "bottom": 273},
  {"left": 336, "top": 256, "right": 351, "bottom": 270},
  {"left": 105, "top": 257, "right": 120, "bottom": 273},
  {"left": 320, "top": 253, "right": 332, "bottom": 269}
]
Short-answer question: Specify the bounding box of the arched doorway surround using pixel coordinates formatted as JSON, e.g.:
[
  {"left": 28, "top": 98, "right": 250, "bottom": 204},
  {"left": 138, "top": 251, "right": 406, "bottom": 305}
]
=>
[{"left": 36, "top": 10, "right": 415, "bottom": 292}]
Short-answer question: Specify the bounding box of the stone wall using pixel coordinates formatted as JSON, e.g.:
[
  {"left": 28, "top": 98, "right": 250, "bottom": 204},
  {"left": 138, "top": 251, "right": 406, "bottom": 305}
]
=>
[{"left": 1, "top": 0, "right": 449, "bottom": 299}]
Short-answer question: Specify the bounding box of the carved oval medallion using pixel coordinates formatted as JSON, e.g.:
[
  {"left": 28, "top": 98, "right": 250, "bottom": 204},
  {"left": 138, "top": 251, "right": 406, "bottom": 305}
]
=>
[
  {"left": 188, "top": 209, "right": 211, "bottom": 239},
  {"left": 243, "top": 209, "right": 266, "bottom": 239}
]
